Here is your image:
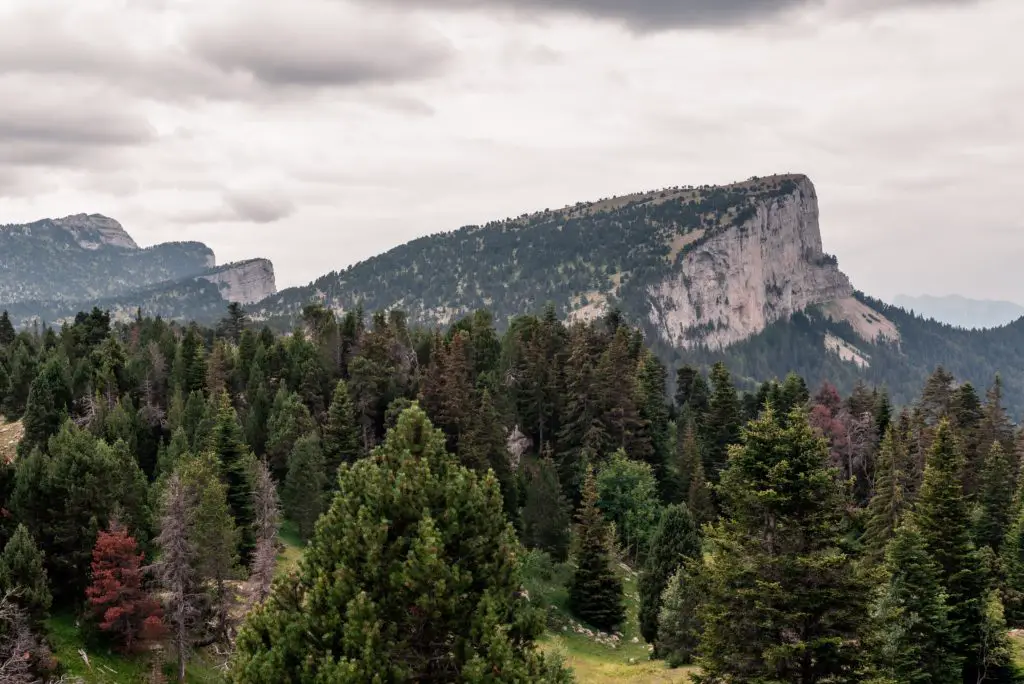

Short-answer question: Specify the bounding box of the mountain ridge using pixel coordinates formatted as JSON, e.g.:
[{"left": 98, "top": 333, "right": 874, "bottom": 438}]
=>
[{"left": 892, "top": 293, "right": 1024, "bottom": 330}]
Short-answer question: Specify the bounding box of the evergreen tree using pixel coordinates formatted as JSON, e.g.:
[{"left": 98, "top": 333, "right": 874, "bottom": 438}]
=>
[
  {"left": 206, "top": 392, "right": 255, "bottom": 561},
  {"left": 265, "top": 388, "right": 316, "bottom": 480},
  {"left": 862, "top": 427, "right": 909, "bottom": 562},
  {"left": 230, "top": 405, "right": 569, "bottom": 682},
  {"left": 283, "top": 434, "right": 327, "bottom": 540},
  {"left": 569, "top": 466, "right": 625, "bottom": 632},
  {"left": 596, "top": 450, "right": 663, "bottom": 560},
  {"left": 656, "top": 561, "right": 705, "bottom": 666},
  {"left": 870, "top": 523, "right": 962, "bottom": 683},
  {"left": 695, "top": 407, "right": 869, "bottom": 683},
  {"left": 85, "top": 522, "right": 166, "bottom": 654},
  {"left": 976, "top": 441, "right": 1016, "bottom": 553},
  {"left": 636, "top": 351, "right": 671, "bottom": 493},
  {"left": 0, "top": 310, "right": 14, "bottom": 347},
  {"left": 459, "top": 389, "right": 518, "bottom": 519},
  {"left": 321, "top": 378, "right": 361, "bottom": 480},
  {"left": 0, "top": 524, "right": 51, "bottom": 625},
  {"left": 700, "top": 361, "right": 741, "bottom": 483},
  {"left": 675, "top": 415, "right": 713, "bottom": 524},
  {"left": 521, "top": 453, "right": 571, "bottom": 561},
  {"left": 674, "top": 365, "right": 709, "bottom": 419},
  {"left": 243, "top": 364, "right": 271, "bottom": 457},
  {"left": 911, "top": 419, "right": 988, "bottom": 679},
  {"left": 638, "top": 504, "right": 701, "bottom": 646},
  {"left": 19, "top": 354, "right": 71, "bottom": 454},
  {"left": 999, "top": 505, "right": 1024, "bottom": 626}
]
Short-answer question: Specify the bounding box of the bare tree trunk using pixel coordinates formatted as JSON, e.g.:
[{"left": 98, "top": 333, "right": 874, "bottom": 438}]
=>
[
  {"left": 249, "top": 459, "right": 281, "bottom": 606},
  {"left": 153, "top": 472, "right": 198, "bottom": 683}
]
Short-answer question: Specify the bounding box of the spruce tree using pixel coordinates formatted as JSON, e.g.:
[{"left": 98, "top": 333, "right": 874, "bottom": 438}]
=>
[
  {"left": 976, "top": 441, "right": 1016, "bottom": 553},
  {"left": 19, "top": 354, "right": 71, "bottom": 454},
  {"left": 675, "top": 415, "right": 713, "bottom": 524},
  {"left": 701, "top": 361, "right": 741, "bottom": 483},
  {"left": 206, "top": 392, "right": 255, "bottom": 561},
  {"left": 265, "top": 388, "right": 316, "bottom": 480},
  {"left": 243, "top": 363, "right": 271, "bottom": 457},
  {"left": 638, "top": 504, "right": 701, "bottom": 646},
  {"left": 911, "top": 419, "right": 987, "bottom": 679},
  {"left": 521, "top": 453, "right": 572, "bottom": 561},
  {"left": 870, "top": 523, "right": 961, "bottom": 683},
  {"left": 862, "top": 427, "right": 908, "bottom": 562},
  {"left": 321, "top": 378, "right": 361, "bottom": 480},
  {"left": 283, "top": 434, "right": 327, "bottom": 540},
  {"left": 569, "top": 466, "right": 625, "bottom": 632},
  {"left": 0, "top": 524, "right": 51, "bottom": 626},
  {"left": 230, "top": 405, "right": 569, "bottom": 682},
  {"left": 636, "top": 351, "right": 671, "bottom": 493},
  {"left": 656, "top": 561, "right": 705, "bottom": 666},
  {"left": 459, "top": 389, "right": 518, "bottom": 519},
  {"left": 695, "top": 407, "right": 868, "bottom": 683},
  {"left": 0, "top": 311, "right": 14, "bottom": 347},
  {"left": 1000, "top": 505, "right": 1024, "bottom": 626}
]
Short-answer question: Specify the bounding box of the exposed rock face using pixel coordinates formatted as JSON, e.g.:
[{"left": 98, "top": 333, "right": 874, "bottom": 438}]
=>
[
  {"left": 198, "top": 259, "right": 277, "bottom": 305},
  {"left": 648, "top": 177, "right": 853, "bottom": 349},
  {"left": 51, "top": 213, "right": 140, "bottom": 250}
]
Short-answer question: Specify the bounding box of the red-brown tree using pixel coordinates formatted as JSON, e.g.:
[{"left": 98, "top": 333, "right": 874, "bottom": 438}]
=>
[{"left": 85, "top": 521, "right": 166, "bottom": 653}]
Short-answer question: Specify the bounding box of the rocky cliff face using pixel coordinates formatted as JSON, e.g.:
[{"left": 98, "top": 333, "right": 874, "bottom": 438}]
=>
[
  {"left": 50, "top": 214, "right": 140, "bottom": 250},
  {"left": 648, "top": 177, "right": 853, "bottom": 349},
  {"left": 198, "top": 259, "right": 277, "bottom": 305}
]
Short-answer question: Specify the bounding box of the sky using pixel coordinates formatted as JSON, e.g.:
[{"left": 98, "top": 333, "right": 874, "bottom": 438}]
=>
[{"left": 0, "top": 0, "right": 1020, "bottom": 302}]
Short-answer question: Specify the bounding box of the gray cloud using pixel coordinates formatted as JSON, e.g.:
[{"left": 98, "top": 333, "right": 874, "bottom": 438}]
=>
[
  {"left": 224, "top": 190, "right": 296, "bottom": 224},
  {"left": 364, "top": 0, "right": 980, "bottom": 29}
]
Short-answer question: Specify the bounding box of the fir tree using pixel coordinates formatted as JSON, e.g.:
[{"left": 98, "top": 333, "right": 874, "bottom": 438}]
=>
[
  {"left": 459, "top": 389, "right": 518, "bottom": 519},
  {"left": 976, "top": 441, "right": 1016, "bottom": 553},
  {"left": 321, "top": 378, "right": 361, "bottom": 480},
  {"left": 206, "top": 392, "right": 255, "bottom": 560},
  {"left": 85, "top": 522, "right": 166, "bottom": 654},
  {"left": 656, "top": 561, "right": 705, "bottom": 666},
  {"left": 862, "top": 427, "right": 909, "bottom": 562},
  {"left": 675, "top": 414, "right": 713, "bottom": 524},
  {"left": 695, "top": 407, "right": 869, "bottom": 683},
  {"left": 243, "top": 364, "right": 271, "bottom": 457},
  {"left": 870, "top": 523, "right": 961, "bottom": 684},
  {"left": 911, "top": 419, "right": 988, "bottom": 679},
  {"left": 1000, "top": 505, "right": 1024, "bottom": 626},
  {"left": 636, "top": 351, "right": 671, "bottom": 493},
  {"left": 700, "top": 361, "right": 741, "bottom": 483},
  {"left": 521, "top": 453, "right": 571, "bottom": 562},
  {"left": 0, "top": 524, "right": 51, "bottom": 626},
  {"left": 265, "top": 388, "right": 316, "bottom": 480},
  {"left": 19, "top": 354, "right": 71, "bottom": 455},
  {"left": 638, "top": 504, "right": 701, "bottom": 646},
  {"left": 230, "top": 404, "right": 569, "bottom": 682},
  {"left": 283, "top": 434, "right": 327, "bottom": 540},
  {"left": 0, "top": 311, "right": 14, "bottom": 347},
  {"left": 569, "top": 466, "right": 625, "bottom": 632}
]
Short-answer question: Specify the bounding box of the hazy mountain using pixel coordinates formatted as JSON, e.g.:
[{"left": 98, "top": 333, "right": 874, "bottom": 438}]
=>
[{"left": 892, "top": 294, "right": 1024, "bottom": 330}]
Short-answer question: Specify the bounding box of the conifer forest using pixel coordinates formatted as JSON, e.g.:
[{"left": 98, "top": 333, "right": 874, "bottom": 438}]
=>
[{"left": 2, "top": 302, "right": 1024, "bottom": 683}]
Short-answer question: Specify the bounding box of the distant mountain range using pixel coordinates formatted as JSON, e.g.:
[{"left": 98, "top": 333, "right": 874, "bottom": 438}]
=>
[
  {"left": 0, "top": 214, "right": 277, "bottom": 327},
  {"left": 7, "top": 178, "right": 1024, "bottom": 415},
  {"left": 892, "top": 294, "right": 1024, "bottom": 330}
]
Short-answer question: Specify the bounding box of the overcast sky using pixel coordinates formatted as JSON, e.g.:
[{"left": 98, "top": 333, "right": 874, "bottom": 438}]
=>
[{"left": 0, "top": 0, "right": 1020, "bottom": 301}]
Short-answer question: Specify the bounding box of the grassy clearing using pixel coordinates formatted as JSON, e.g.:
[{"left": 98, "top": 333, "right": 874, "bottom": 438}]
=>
[{"left": 47, "top": 613, "right": 224, "bottom": 683}]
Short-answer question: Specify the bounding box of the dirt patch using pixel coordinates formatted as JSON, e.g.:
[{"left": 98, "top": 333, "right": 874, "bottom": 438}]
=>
[
  {"left": 824, "top": 333, "right": 870, "bottom": 368},
  {"left": 0, "top": 418, "right": 24, "bottom": 464},
  {"left": 821, "top": 297, "right": 900, "bottom": 344},
  {"left": 666, "top": 229, "right": 707, "bottom": 263}
]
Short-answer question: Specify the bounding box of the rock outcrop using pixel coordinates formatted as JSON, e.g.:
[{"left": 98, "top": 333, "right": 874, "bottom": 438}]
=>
[
  {"left": 198, "top": 259, "right": 277, "bottom": 305},
  {"left": 648, "top": 176, "right": 853, "bottom": 349},
  {"left": 50, "top": 214, "right": 140, "bottom": 250}
]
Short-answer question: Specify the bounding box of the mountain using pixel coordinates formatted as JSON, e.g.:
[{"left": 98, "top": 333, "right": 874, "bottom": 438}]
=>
[
  {"left": 892, "top": 294, "right": 1024, "bottom": 330},
  {"left": 250, "top": 173, "right": 1024, "bottom": 415},
  {"left": 0, "top": 214, "right": 276, "bottom": 326}
]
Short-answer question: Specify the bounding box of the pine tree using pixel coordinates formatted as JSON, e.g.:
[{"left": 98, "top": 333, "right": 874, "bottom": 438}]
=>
[
  {"left": 265, "top": 388, "right": 316, "bottom": 480},
  {"left": 178, "top": 452, "right": 240, "bottom": 642},
  {"left": 283, "top": 434, "right": 327, "bottom": 540},
  {"left": 656, "top": 561, "right": 705, "bottom": 666},
  {"left": 862, "top": 427, "right": 909, "bottom": 562},
  {"left": 870, "top": 523, "right": 961, "bottom": 684},
  {"left": 321, "top": 378, "right": 361, "bottom": 481},
  {"left": 701, "top": 361, "right": 741, "bottom": 483},
  {"left": 521, "top": 453, "right": 571, "bottom": 561},
  {"left": 230, "top": 404, "right": 569, "bottom": 682},
  {"left": 695, "top": 407, "right": 869, "bottom": 683},
  {"left": 569, "top": 466, "right": 625, "bottom": 632},
  {"left": 85, "top": 522, "right": 166, "bottom": 653},
  {"left": 911, "top": 419, "right": 988, "bottom": 679},
  {"left": 638, "top": 504, "right": 701, "bottom": 646},
  {"left": 206, "top": 392, "right": 255, "bottom": 560},
  {"left": 0, "top": 524, "right": 51, "bottom": 626},
  {"left": 976, "top": 441, "right": 1016, "bottom": 553}
]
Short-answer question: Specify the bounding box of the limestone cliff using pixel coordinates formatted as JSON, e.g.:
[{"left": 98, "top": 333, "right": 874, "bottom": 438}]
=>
[
  {"left": 647, "top": 176, "right": 853, "bottom": 349},
  {"left": 50, "top": 214, "right": 140, "bottom": 250},
  {"left": 198, "top": 259, "right": 277, "bottom": 305}
]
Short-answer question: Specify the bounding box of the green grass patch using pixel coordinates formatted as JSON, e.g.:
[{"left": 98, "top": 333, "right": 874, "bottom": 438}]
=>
[
  {"left": 277, "top": 519, "right": 306, "bottom": 576},
  {"left": 47, "top": 613, "right": 225, "bottom": 683}
]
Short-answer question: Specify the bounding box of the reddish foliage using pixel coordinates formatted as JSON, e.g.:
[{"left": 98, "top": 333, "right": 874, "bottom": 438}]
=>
[{"left": 85, "top": 522, "right": 167, "bottom": 653}]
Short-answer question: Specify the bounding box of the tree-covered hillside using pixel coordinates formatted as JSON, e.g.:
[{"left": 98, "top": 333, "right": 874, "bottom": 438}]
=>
[
  {"left": 0, "top": 215, "right": 213, "bottom": 305},
  {"left": 251, "top": 176, "right": 804, "bottom": 328}
]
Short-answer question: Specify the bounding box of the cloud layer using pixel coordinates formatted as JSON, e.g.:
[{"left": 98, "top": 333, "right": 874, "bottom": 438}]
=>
[{"left": 0, "top": 0, "right": 1020, "bottom": 304}]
